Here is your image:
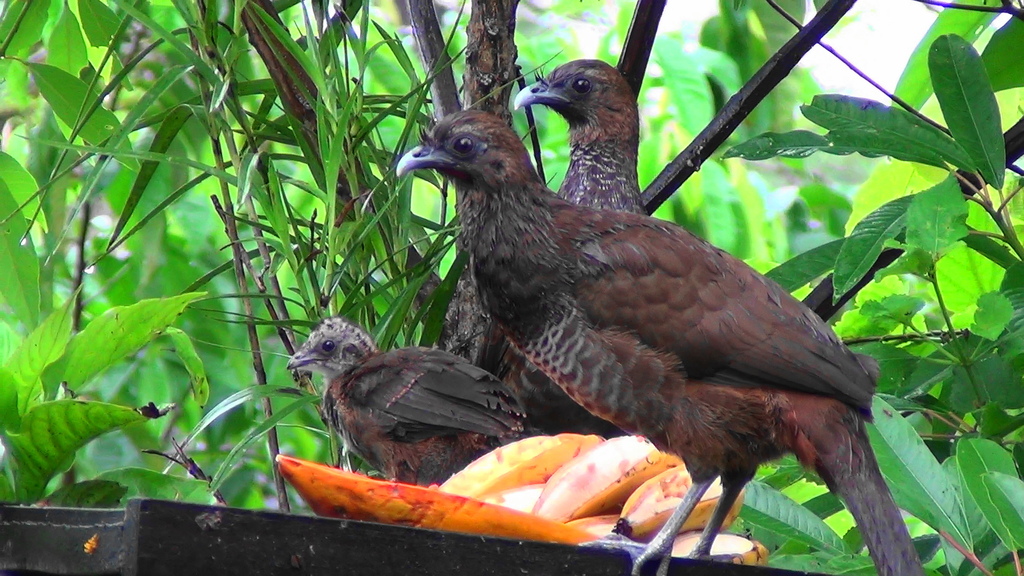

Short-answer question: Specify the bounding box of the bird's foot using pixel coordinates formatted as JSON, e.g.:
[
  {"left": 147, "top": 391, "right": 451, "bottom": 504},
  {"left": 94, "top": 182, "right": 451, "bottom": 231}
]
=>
[{"left": 579, "top": 534, "right": 674, "bottom": 576}]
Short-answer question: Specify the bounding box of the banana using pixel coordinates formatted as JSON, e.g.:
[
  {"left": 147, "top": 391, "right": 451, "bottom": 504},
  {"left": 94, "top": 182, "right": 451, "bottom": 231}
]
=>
[
  {"left": 670, "top": 532, "right": 769, "bottom": 565},
  {"left": 439, "top": 433, "right": 603, "bottom": 499},
  {"left": 277, "top": 455, "right": 596, "bottom": 545},
  {"left": 617, "top": 468, "right": 743, "bottom": 541},
  {"left": 479, "top": 484, "right": 545, "bottom": 513},
  {"left": 565, "top": 514, "right": 621, "bottom": 537},
  {"left": 532, "top": 435, "right": 684, "bottom": 522}
]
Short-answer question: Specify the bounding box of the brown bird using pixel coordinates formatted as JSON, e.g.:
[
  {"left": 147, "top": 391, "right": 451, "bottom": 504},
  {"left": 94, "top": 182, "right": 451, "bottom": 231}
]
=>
[
  {"left": 476, "top": 59, "right": 644, "bottom": 438},
  {"left": 396, "top": 111, "right": 922, "bottom": 576},
  {"left": 287, "top": 316, "right": 526, "bottom": 486}
]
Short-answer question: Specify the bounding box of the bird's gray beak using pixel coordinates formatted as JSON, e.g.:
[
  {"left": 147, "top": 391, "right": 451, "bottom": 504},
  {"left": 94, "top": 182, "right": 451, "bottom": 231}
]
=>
[
  {"left": 513, "top": 80, "right": 569, "bottom": 110},
  {"left": 286, "top": 350, "right": 313, "bottom": 372},
  {"left": 397, "top": 145, "right": 457, "bottom": 177}
]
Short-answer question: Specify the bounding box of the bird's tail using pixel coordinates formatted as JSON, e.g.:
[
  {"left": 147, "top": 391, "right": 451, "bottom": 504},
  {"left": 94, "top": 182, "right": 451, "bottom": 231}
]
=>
[{"left": 810, "top": 412, "right": 923, "bottom": 576}]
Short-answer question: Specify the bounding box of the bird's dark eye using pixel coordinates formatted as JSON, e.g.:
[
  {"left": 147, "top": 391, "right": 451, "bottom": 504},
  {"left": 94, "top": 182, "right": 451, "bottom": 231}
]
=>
[
  {"left": 571, "top": 77, "right": 591, "bottom": 94},
  {"left": 451, "top": 136, "right": 475, "bottom": 156},
  {"left": 343, "top": 344, "right": 360, "bottom": 356},
  {"left": 320, "top": 340, "right": 336, "bottom": 353}
]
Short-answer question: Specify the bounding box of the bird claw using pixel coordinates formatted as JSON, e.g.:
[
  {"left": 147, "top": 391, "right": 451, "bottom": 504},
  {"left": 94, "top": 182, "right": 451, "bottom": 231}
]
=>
[{"left": 579, "top": 534, "right": 673, "bottom": 576}]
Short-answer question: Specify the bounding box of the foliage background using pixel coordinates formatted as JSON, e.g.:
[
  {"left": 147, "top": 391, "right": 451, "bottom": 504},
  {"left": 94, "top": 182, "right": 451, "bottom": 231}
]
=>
[{"left": 1, "top": 0, "right": 1024, "bottom": 574}]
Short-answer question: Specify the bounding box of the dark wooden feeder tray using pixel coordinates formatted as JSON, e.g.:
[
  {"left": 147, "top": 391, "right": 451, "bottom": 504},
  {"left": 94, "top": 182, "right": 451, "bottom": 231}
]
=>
[{"left": 1, "top": 498, "right": 824, "bottom": 575}]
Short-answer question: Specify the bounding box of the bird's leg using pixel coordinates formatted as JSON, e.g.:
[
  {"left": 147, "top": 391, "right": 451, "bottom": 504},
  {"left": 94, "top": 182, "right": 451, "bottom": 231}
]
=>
[
  {"left": 687, "top": 471, "right": 753, "bottom": 559},
  {"left": 636, "top": 476, "right": 716, "bottom": 576}
]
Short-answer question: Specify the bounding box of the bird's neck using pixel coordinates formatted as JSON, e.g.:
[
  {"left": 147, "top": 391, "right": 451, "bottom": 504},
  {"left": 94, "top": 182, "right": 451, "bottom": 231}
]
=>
[{"left": 562, "top": 137, "right": 642, "bottom": 213}]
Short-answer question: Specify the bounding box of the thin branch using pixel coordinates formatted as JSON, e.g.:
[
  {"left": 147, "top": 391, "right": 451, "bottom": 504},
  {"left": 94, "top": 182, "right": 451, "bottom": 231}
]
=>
[
  {"left": 71, "top": 202, "right": 91, "bottom": 333},
  {"left": 211, "top": 191, "right": 290, "bottom": 513},
  {"left": 616, "top": 0, "right": 667, "bottom": 97},
  {"left": 939, "top": 530, "right": 995, "bottom": 576},
  {"left": 843, "top": 329, "right": 968, "bottom": 345},
  {"left": 765, "top": 0, "right": 947, "bottom": 133},
  {"left": 408, "top": 0, "right": 461, "bottom": 118},
  {"left": 911, "top": 0, "right": 1024, "bottom": 20},
  {"left": 641, "top": 0, "right": 858, "bottom": 212}
]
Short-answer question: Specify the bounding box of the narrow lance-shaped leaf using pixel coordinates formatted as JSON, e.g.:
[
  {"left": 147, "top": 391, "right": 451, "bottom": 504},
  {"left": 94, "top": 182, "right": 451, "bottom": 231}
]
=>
[
  {"left": 5, "top": 299, "right": 76, "bottom": 420},
  {"left": 739, "top": 481, "right": 848, "bottom": 554},
  {"left": 929, "top": 34, "right": 1005, "bottom": 189},
  {"left": 981, "top": 17, "right": 1024, "bottom": 93},
  {"left": 163, "top": 327, "right": 210, "bottom": 408}
]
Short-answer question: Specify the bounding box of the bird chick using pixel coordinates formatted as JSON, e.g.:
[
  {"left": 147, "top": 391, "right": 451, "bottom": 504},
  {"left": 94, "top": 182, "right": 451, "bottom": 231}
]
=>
[{"left": 288, "top": 316, "right": 526, "bottom": 486}]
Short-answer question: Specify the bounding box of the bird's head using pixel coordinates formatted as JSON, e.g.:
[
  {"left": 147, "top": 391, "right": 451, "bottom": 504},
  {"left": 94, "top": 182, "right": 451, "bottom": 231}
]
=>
[
  {"left": 513, "top": 59, "right": 637, "bottom": 134},
  {"left": 287, "top": 316, "right": 379, "bottom": 380},
  {"left": 396, "top": 110, "right": 541, "bottom": 190}
]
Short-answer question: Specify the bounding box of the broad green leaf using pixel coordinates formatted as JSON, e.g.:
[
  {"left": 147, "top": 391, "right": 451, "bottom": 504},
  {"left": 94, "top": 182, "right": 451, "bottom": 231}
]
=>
[
  {"left": 0, "top": 151, "right": 41, "bottom": 227},
  {"left": 972, "top": 292, "right": 1013, "bottom": 340},
  {"left": 42, "top": 479, "right": 127, "bottom": 507},
  {"left": 740, "top": 481, "right": 848, "bottom": 553},
  {"left": 56, "top": 292, "right": 205, "bottom": 389},
  {"left": 766, "top": 239, "right": 844, "bottom": 293},
  {"left": 936, "top": 243, "right": 1004, "bottom": 313},
  {"left": 26, "top": 62, "right": 120, "bottom": 146},
  {"left": 982, "top": 18, "right": 1024, "bottom": 93},
  {"left": 163, "top": 327, "right": 209, "bottom": 407},
  {"left": 656, "top": 45, "right": 715, "bottom": 138},
  {"left": 962, "top": 234, "right": 1018, "bottom": 270},
  {"left": 0, "top": 179, "right": 40, "bottom": 328},
  {"left": 905, "top": 176, "right": 968, "bottom": 257},
  {"left": 876, "top": 248, "right": 933, "bottom": 279},
  {"left": 0, "top": 366, "right": 18, "bottom": 433},
  {"left": 7, "top": 400, "right": 150, "bottom": 502},
  {"left": 833, "top": 196, "right": 912, "bottom": 296},
  {"left": 47, "top": 6, "right": 88, "bottom": 75},
  {"left": 847, "top": 162, "right": 947, "bottom": 234},
  {"left": 5, "top": 299, "right": 75, "bottom": 418},
  {"left": 869, "top": 397, "right": 971, "bottom": 545},
  {"left": 860, "top": 295, "right": 925, "bottom": 329},
  {"left": 929, "top": 35, "right": 1005, "bottom": 189},
  {"left": 0, "top": 0, "right": 50, "bottom": 57},
  {"left": 95, "top": 467, "right": 213, "bottom": 503},
  {"left": 849, "top": 342, "right": 920, "bottom": 396},
  {"left": 75, "top": 0, "right": 121, "bottom": 47},
  {"left": 801, "top": 95, "right": 975, "bottom": 172},
  {"left": 894, "top": 5, "right": 996, "bottom": 108}
]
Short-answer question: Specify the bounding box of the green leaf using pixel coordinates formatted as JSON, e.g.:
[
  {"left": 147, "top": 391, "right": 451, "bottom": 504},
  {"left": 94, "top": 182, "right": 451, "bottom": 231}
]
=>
[
  {"left": 0, "top": 366, "right": 19, "bottom": 433},
  {"left": 978, "top": 472, "right": 1024, "bottom": 550},
  {"left": 894, "top": 5, "right": 996, "bottom": 108},
  {"left": 876, "top": 248, "right": 933, "bottom": 279},
  {"left": 163, "top": 327, "right": 209, "bottom": 407},
  {"left": 740, "top": 481, "right": 848, "bottom": 554},
  {"left": 766, "top": 239, "right": 844, "bottom": 293},
  {"left": 981, "top": 17, "right": 1024, "bottom": 93},
  {"left": 5, "top": 299, "right": 75, "bottom": 419},
  {"left": 869, "top": 396, "right": 972, "bottom": 546},
  {"left": 905, "top": 176, "right": 968, "bottom": 257},
  {"left": 936, "top": 243, "right": 1005, "bottom": 313},
  {"left": 850, "top": 342, "right": 920, "bottom": 395},
  {"left": 0, "top": 178, "right": 40, "bottom": 328},
  {"left": 0, "top": 0, "right": 50, "bottom": 57},
  {"left": 42, "top": 479, "right": 127, "bottom": 507},
  {"left": 929, "top": 35, "right": 1005, "bottom": 189},
  {"left": 725, "top": 130, "right": 868, "bottom": 161},
  {"left": 26, "top": 62, "right": 121, "bottom": 146},
  {"left": 833, "top": 196, "right": 912, "bottom": 296},
  {"left": 860, "top": 294, "right": 925, "bottom": 329},
  {"left": 962, "top": 234, "right": 1018, "bottom": 270},
  {"left": 7, "top": 400, "right": 150, "bottom": 502},
  {"left": 0, "top": 151, "right": 41, "bottom": 227},
  {"left": 54, "top": 292, "right": 205, "bottom": 390},
  {"left": 972, "top": 292, "right": 1014, "bottom": 340},
  {"left": 959, "top": 440, "right": 1024, "bottom": 553},
  {"left": 75, "top": 0, "right": 122, "bottom": 47},
  {"left": 94, "top": 467, "right": 213, "bottom": 503},
  {"left": 46, "top": 6, "right": 88, "bottom": 75},
  {"left": 801, "top": 95, "right": 976, "bottom": 171}
]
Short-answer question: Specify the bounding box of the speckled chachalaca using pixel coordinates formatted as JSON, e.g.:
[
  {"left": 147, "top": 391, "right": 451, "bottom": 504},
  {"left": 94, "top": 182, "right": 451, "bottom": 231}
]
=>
[
  {"left": 396, "top": 111, "right": 923, "bottom": 576},
  {"left": 477, "top": 60, "right": 644, "bottom": 437},
  {"left": 288, "top": 316, "right": 525, "bottom": 486}
]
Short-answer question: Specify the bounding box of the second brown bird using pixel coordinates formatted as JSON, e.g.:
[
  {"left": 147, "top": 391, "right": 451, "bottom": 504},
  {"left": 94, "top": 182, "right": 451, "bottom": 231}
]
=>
[{"left": 288, "top": 316, "right": 526, "bottom": 486}]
